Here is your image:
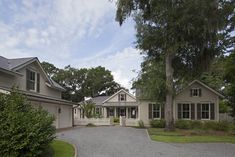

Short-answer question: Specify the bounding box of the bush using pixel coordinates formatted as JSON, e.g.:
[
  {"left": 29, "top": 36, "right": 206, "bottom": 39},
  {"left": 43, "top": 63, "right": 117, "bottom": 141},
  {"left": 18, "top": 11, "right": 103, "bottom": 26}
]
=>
[
  {"left": 138, "top": 120, "right": 145, "bottom": 128},
  {"left": 113, "top": 117, "right": 120, "bottom": 123},
  {"left": 175, "top": 120, "right": 191, "bottom": 129},
  {"left": 150, "top": 119, "right": 165, "bottom": 128},
  {"left": 0, "top": 89, "right": 56, "bottom": 157},
  {"left": 203, "top": 121, "right": 231, "bottom": 131},
  {"left": 86, "top": 123, "right": 96, "bottom": 127},
  {"left": 190, "top": 120, "right": 203, "bottom": 129}
]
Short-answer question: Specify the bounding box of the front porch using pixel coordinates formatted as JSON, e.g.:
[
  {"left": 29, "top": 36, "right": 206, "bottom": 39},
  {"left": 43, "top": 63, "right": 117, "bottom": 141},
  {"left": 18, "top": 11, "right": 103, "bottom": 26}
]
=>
[{"left": 104, "top": 106, "right": 138, "bottom": 119}]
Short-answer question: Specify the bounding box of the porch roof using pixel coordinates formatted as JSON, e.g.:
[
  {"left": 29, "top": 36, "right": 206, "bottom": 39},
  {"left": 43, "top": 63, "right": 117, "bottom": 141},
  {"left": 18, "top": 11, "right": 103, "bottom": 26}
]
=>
[{"left": 103, "top": 102, "right": 138, "bottom": 107}]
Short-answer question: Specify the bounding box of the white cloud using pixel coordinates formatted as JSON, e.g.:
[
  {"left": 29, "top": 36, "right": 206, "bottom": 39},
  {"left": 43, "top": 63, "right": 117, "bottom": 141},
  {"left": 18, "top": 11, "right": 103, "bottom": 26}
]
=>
[
  {"left": 70, "top": 47, "right": 143, "bottom": 90},
  {"left": 0, "top": 0, "right": 140, "bottom": 90}
]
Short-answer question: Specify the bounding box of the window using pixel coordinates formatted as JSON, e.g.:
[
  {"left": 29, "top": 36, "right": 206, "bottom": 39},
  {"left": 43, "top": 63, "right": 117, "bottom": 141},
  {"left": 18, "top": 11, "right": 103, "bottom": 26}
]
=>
[
  {"left": 152, "top": 104, "right": 161, "bottom": 119},
  {"left": 107, "top": 107, "right": 114, "bottom": 117},
  {"left": 74, "top": 109, "right": 77, "bottom": 114},
  {"left": 182, "top": 104, "right": 190, "bottom": 119},
  {"left": 178, "top": 103, "right": 190, "bottom": 119},
  {"left": 26, "top": 69, "right": 40, "bottom": 92},
  {"left": 191, "top": 88, "right": 201, "bottom": 97},
  {"left": 95, "top": 107, "right": 102, "bottom": 115},
  {"left": 119, "top": 94, "right": 126, "bottom": 101},
  {"left": 201, "top": 103, "right": 210, "bottom": 119}
]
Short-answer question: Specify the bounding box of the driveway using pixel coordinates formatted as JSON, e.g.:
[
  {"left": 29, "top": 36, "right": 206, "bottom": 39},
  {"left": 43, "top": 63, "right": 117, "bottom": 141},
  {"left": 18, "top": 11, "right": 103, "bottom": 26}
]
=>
[{"left": 57, "top": 126, "right": 235, "bottom": 157}]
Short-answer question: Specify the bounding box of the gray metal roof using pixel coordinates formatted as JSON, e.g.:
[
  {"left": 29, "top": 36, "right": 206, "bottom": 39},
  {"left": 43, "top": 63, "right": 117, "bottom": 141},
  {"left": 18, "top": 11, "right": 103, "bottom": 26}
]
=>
[
  {"left": 0, "top": 56, "right": 35, "bottom": 70},
  {"left": 0, "top": 55, "right": 64, "bottom": 91},
  {"left": 85, "top": 96, "right": 110, "bottom": 106}
]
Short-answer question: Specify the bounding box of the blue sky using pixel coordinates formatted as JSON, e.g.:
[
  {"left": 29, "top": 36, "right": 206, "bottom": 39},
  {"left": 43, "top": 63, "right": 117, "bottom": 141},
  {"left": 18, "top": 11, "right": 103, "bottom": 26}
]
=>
[{"left": 0, "top": 0, "right": 143, "bottom": 90}]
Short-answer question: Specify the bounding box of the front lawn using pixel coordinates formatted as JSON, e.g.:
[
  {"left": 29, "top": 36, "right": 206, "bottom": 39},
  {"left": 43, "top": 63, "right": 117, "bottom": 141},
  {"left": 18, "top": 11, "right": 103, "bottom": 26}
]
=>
[
  {"left": 148, "top": 128, "right": 235, "bottom": 143},
  {"left": 42, "top": 140, "right": 75, "bottom": 157}
]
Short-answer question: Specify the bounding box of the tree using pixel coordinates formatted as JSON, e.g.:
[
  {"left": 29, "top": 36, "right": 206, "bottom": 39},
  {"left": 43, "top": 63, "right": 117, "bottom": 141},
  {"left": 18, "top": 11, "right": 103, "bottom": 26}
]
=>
[
  {"left": 0, "top": 88, "right": 55, "bottom": 157},
  {"left": 41, "top": 62, "right": 122, "bottom": 102},
  {"left": 80, "top": 101, "right": 96, "bottom": 118},
  {"left": 224, "top": 50, "right": 235, "bottom": 116},
  {"left": 133, "top": 56, "right": 166, "bottom": 102},
  {"left": 116, "top": 0, "right": 234, "bottom": 130},
  {"left": 41, "top": 61, "right": 59, "bottom": 78}
]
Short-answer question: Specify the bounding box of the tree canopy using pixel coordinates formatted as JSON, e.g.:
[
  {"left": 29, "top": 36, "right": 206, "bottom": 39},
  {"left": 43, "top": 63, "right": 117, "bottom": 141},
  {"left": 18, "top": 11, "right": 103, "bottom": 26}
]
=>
[
  {"left": 116, "top": 0, "right": 235, "bottom": 129},
  {"left": 41, "top": 62, "right": 122, "bottom": 102}
]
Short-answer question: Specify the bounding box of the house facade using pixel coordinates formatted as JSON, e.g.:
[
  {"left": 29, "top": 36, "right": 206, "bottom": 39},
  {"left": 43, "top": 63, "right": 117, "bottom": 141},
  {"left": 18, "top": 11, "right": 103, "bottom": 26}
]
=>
[
  {"left": 74, "top": 80, "right": 223, "bottom": 126},
  {"left": 0, "top": 56, "right": 75, "bottom": 129}
]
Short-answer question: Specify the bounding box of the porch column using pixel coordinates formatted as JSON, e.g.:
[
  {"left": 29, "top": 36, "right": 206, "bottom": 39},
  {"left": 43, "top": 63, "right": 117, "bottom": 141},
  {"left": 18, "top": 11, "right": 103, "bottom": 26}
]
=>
[
  {"left": 126, "top": 107, "right": 128, "bottom": 118},
  {"left": 114, "top": 107, "right": 117, "bottom": 117},
  {"left": 103, "top": 107, "right": 107, "bottom": 118}
]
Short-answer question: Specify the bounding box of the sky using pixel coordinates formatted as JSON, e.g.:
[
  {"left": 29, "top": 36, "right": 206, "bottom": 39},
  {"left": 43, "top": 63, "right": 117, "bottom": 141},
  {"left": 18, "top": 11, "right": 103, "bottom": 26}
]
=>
[{"left": 0, "top": 0, "right": 143, "bottom": 90}]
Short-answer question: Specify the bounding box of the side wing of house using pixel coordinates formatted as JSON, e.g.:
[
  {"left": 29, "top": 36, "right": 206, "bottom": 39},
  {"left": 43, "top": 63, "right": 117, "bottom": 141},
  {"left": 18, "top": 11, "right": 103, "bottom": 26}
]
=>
[
  {"left": 174, "top": 81, "right": 221, "bottom": 121},
  {"left": 0, "top": 56, "right": 74, "bottom": 129}
]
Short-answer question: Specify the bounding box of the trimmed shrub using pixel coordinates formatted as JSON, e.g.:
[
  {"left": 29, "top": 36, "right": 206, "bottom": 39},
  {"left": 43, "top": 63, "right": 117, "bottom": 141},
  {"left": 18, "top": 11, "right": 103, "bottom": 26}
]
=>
[
  {"left": 150, "top": 119, "right": 165, "bottom": 128},
  {"left": 203, "top": 121, "right": 231, "bottom": 131},
  {"left": 86, "top": 123, "right": 96, "bottom": 127},
  {"left": 175, "top": 120, "right": 191, "bottom": 129},
  {"left": 0, "top": 89, "right": 55, "bottom": 157},
  {"left": 138, "top": 120, "right": 145, "bottom": 128},
  {"left": 113, "top": 117, "right": 120, "bottom": 123},
  {"left": 190, "top": 120, "right": 203, "bottom": 129}
]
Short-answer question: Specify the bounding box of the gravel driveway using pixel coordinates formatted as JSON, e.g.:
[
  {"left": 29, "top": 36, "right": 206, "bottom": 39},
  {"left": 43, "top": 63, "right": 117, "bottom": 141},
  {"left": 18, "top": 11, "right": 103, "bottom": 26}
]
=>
[{"left": 56, "top": 126, "right": 235, "bottom": 157}]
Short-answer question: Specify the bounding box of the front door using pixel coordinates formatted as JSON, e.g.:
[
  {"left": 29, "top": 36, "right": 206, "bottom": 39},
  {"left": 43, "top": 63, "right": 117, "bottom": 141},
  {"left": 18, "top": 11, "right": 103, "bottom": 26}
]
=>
[{"left": 117, "top": 107, "right": 126, "bottom": 117}]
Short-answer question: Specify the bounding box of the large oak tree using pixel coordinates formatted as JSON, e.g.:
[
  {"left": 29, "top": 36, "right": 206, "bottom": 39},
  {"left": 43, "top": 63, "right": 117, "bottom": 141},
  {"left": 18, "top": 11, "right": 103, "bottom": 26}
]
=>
[{"left": 116, "top": 0, "right": 234, "bottom": 130}]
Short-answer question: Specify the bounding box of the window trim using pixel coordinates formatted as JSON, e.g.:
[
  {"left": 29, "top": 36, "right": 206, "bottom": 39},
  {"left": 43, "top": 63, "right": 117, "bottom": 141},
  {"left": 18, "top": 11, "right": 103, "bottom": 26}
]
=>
[
  {"left": 192, "top": 88, "right": 200, "bottom": 97},
  {"left": 152, "top": 104, "right": 161, "bottom": 119},
  {"left": 201, "top": 102, "right": 211, "bottom": 120},
  {"left": 28, "top": 69, "right": 36, "bottom": 92},
  {"left": 119, "top": 93, "right": 126, "bottom": 101},
  {"left": 177, "top": 102, "right": 191, "bottom": 120}
]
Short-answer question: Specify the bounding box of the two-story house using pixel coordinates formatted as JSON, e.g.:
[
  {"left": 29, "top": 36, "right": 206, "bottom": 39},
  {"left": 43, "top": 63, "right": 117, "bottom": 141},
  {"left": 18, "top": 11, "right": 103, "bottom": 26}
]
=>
[{"left": 0, "top": 56, "right": 75, "bottom": 129}]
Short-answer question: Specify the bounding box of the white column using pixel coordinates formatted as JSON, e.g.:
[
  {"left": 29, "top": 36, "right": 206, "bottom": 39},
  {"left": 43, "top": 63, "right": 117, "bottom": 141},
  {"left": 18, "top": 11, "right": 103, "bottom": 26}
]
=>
[
  {"left": 126, "top": 107, "right": 128, "bottom": 118},
  {"left": 114, "top": 107, "right": 117, "bottom": 117},
  {"left": 103, "top": 107, "right": 107, "bottom": 118}
]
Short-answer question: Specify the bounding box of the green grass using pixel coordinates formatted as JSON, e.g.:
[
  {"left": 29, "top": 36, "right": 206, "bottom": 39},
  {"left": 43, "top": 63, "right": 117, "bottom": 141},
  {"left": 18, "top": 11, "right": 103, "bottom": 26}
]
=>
[
  {"left": 148, "top": 128, "right": 235, "bottom": 143},
  {"left": 42, "top": 140, "right": 75, "bottom": 157}
]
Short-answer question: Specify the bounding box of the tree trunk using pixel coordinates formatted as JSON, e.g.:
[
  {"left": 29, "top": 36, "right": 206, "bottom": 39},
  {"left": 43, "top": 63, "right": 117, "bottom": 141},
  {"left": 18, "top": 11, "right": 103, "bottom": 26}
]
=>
[{"left": 165, "top": 52, "right": 174, "bottom": 131}]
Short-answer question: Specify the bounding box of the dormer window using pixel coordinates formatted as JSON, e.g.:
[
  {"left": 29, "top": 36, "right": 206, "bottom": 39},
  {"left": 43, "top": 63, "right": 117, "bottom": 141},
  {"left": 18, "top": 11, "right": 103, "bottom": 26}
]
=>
[
  {"left": 190, "top": 88, "right": 201, "bottom": 97},
  {"left": 26, "top": 69, "right": 40, "bottom": 92},
  {"left": 119, "top": 93, "right": 126, "bottom": 101}
]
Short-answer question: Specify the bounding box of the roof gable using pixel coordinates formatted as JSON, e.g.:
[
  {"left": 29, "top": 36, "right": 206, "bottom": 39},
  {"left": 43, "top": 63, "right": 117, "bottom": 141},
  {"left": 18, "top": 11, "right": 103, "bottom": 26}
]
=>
[
  {"left": 178, "top": 80, "right": 224, "bottom": 98},
  {"left": 0, "top": 56, "right": 65, "bottom": 91},
  {"left": 103, "top": 89, "right": 136, "bottom": 103}
]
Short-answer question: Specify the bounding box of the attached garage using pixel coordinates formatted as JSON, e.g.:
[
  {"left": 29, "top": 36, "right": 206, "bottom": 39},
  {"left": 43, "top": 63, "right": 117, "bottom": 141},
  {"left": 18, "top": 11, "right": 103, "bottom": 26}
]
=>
[{"left": 26, "top": 93, "right": 75, "bottom": 129}]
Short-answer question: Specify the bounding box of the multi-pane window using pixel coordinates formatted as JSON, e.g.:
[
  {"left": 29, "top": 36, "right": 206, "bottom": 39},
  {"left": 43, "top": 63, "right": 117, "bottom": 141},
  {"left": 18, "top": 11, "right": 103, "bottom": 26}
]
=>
[
  {"left": 26, "top": 69, "right": 40, "bottom": 92},
  {"left": 201, "top": 103, "right": 210, "bottom": 119},
  {"left": 152, "top": 104, "right": 161, "bottom": 119},
  {"left": 107, "top": 107, "right": 114, "bottom": 117},
  {"left": 119, "top": 94, "right": 126, "bottom": 101},
  {"left": 95, "top": 107, "right": 102, "bottom": 115},
  {"left": 178, "top": 103, "right": 190, "bottom": 119},
  {"left": 182, "top": 104, "right": 190, "bottom": 119},
  {"left": 191, "top": 88, "right": 201, "bottom": 97},
  {"left": 29, "top": 71, "right": 36, "bottom": 90}
]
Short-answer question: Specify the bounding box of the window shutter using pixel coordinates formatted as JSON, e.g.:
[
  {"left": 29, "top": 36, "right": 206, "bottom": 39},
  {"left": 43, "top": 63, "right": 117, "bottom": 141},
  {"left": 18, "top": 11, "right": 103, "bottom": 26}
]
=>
[
  {"left": 190, "top": 89, "right": 193, "bottom": 97},
  {"left": 37, "top": 73, "right": 40, "bottom": 93},
  {"left": 161, "top": 104, "right": 164, "bottom": 119},
  {"left": 191, "top": 103, "right": 195, "bottom": 120},
  {"left": 199, "top": 89, "right": 202, "bottom": 97},
  {"left": 148, "top": 103, "right": 152, "bottom": 119},
  {"left": 26, "top": 69, "right": 30, "bottom": 90},
  {"left": 210, "top": 103, "right": 215, "bottom": 120},
  {"left": 197, "top": 103, "right": 201, "bottom": 120},
  {"left": 177, "top": 103, "right": 182, "bottom": 119}
]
